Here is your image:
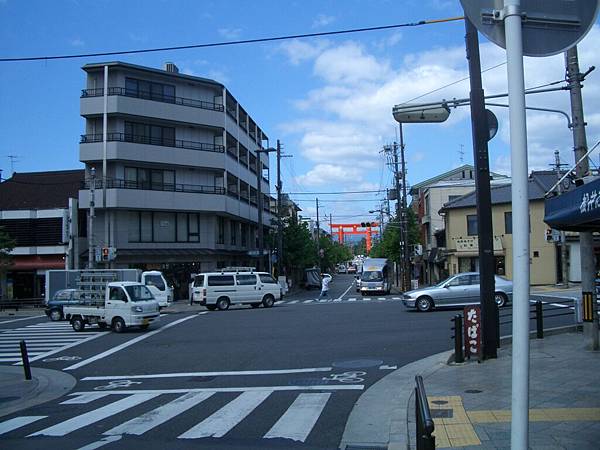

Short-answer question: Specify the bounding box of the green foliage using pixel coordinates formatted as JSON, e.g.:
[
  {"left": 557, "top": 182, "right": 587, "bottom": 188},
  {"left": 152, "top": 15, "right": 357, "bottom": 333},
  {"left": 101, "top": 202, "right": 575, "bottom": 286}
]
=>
[
  {"left": 0, "top": 226, "right": 15, "bottom": 271},
  {"left": 282, "top": 218, "right": 317, "bottom": 273},
  {"left": 318, "top": 237, "right": 353, "bottom": 271},
  {"left": 369, "top": 209, "right": 421, "bottom": 261}
]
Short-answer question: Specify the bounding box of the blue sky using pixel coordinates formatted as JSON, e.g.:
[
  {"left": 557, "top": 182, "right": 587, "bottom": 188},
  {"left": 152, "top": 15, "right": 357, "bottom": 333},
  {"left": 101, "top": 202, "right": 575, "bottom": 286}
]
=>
[{"left": 1, "top": 0, "right": 599, "bottom": 225}]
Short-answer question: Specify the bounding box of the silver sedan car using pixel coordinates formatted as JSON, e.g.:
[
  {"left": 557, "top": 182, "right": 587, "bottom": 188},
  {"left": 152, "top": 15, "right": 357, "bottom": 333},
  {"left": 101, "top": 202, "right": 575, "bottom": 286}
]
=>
[{"left": 402, "top": 272, "right": 513, "bottom": 312}]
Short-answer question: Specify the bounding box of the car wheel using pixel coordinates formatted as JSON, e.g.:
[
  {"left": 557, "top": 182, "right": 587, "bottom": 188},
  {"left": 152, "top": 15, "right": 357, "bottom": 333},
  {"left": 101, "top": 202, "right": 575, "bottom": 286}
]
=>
[
  {"left": 71, "top": 317, "right": 85, "bottom": 332},
  {"left": 217, "top": 297, "right": 230, "bottom": 311},
  {"left": 494, "top": 292, "right": 507, "bottom": 308},
  {"left": 206, "top": 305, "right": 217, "bottom": 311},
  {"left": 262, "top": 295, "right": 275, "bottom": 308},
  {"left": 49, "top": 309, "right": 63, "bottom": 322},
  {"left": 416, "top": 296, "right": 433, "bottom": 312},
  {"left": 251, "top": 303, "right": 260, "bottom": 308},
  {"left": 112, "top": 317, "right": 126, "bottom": 333}
]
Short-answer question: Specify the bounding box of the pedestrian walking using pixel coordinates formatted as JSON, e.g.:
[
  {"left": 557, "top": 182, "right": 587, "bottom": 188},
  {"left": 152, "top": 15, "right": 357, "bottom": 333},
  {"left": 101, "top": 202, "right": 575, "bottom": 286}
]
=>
[{"left": 320, "top": 275, "right": 330, "bottom": 298}]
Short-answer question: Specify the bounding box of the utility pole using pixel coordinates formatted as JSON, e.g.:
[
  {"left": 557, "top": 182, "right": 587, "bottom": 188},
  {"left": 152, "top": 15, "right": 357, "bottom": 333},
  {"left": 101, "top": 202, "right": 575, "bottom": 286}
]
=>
[
  {"left": 256, "top": 146, "right": 276, "bottom": 271},
  {"left": 102, "top": 65, "right": 109, "bottom": 268},
  {"left": 553, "top": 150, "right": 569, "bottom": 287},
  {"left": 316, "top": 198, "right": 321, "bottom": 270},
  {"left": 465, "top": 18, "right": 498, "bottom": 358},
  {"left": 399, "top": 124, "right": 410, "bottom": 291},
  {"left": 88, "top": 167, "right": 96, "bottom": 269},
  {"left": 566, "top": 45, "right": 598, "bottom": 350},
  {"left": 388, "top": 141, "right": 404, "bottom": 289},
  {"left": 276, "top": 140, "right": 283, "bottom": 278}
]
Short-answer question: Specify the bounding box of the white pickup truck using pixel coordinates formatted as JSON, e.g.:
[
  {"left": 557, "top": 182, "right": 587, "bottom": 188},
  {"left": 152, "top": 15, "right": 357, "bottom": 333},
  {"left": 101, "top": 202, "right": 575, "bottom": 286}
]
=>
[{"left": 63, "top": 282, "right": 160, "bottom": 333}]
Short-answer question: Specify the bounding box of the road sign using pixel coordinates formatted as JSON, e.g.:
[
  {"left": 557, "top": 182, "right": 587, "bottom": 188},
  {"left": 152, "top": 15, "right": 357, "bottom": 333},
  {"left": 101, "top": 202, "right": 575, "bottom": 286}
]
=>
[
  {"left": 460, "top": 0, "right": 599, "bottom": 57},
  {"left": 486, "top": 109, "right": 498, "bottom": 141}
]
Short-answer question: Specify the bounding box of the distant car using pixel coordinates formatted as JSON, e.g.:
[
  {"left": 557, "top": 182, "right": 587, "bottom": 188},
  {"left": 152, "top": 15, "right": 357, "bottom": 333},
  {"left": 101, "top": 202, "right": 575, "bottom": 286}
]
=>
[
  {"left": 402, "top": 272, "right": 513, "bottom": 312},
  {"left": 45, "top": 289, "right": 83, "bottom": 321},
  {"left": 337, "top": 265, "right": 347, "bottom": 274},
  {"left": 347, "top": 265, "right": 357, "bottom": 274}
]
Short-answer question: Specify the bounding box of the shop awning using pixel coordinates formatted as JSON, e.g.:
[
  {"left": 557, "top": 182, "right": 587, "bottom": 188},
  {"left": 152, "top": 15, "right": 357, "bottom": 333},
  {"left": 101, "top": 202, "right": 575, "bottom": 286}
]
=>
[{"left": 544, "top": 177, "right": 600, "bottom": 231}]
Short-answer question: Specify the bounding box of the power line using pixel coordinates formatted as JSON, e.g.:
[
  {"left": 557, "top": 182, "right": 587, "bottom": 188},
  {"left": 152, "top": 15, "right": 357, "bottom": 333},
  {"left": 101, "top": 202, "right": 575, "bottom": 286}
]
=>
[
  {"left": 0, "top": 17, "right": 464, "bottom": 62},
  {"left": 280, "top": 189, "right": 385, "bottom": 195}
]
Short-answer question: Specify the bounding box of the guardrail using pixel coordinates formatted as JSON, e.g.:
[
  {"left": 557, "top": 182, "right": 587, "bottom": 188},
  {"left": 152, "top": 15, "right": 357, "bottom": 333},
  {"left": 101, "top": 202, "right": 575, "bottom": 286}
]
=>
[
  {"left": 0, "top": 298, "right": 45, "bottom": 312},
  {"left": 415, "top": 375, "right": 435, "bottom": 450}
]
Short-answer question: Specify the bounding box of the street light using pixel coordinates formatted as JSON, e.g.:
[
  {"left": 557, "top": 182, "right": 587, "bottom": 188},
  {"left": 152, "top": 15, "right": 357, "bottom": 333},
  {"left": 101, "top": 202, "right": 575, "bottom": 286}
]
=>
[{"left": 255, "top": 146, "right": 276, "bottom": 271}]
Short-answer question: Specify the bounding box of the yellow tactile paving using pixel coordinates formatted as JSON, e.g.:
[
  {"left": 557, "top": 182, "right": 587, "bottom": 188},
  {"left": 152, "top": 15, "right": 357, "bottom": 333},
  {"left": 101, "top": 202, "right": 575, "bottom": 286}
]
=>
[{"left": 426, "top": 396, "right": 600, "bottom": 448}]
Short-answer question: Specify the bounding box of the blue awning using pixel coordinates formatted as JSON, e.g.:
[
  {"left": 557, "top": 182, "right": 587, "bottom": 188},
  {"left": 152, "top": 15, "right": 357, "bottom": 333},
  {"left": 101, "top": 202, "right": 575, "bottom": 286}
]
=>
[{"left": 544, "top": 177, "right": 600, "bottom": 231}]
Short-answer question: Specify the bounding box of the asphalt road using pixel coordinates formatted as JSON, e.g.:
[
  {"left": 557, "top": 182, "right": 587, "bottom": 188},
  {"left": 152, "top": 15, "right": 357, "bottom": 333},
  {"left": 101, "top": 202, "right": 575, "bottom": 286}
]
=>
[{"left": 0, "top": 274, "right": 579, "bottom": 449}]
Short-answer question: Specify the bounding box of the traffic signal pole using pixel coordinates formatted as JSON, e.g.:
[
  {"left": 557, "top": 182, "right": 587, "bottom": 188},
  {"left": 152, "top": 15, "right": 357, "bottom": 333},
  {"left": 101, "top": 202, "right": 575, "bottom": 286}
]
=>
[{"left": 465, "top": 18, "right": 498, "bottom": 358}]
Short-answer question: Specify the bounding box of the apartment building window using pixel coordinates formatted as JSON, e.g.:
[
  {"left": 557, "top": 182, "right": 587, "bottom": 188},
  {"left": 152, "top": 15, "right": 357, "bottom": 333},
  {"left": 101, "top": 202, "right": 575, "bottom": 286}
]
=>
[
  {"left": 230, "top": 221, "right": 237, "bottom": 245},
  {"left": 504, "top": 211, "right": 512, "bottom": 234},
  {"left": 125, "top": 167, "right": 175, "bottom": 190},
  {"left": 241, "top": 223, "right": 248, "bottom": 247},
  {"left": 125, "top": 77, "right": 175, "bottom": 102},
  {"left": 217, "top": 217, "right": 225, "bottom": 244},
  {"left": 467, "top": 215, "right": 478, "bottom": 236},
  {"left": 124, "top": 121, "right": 175, "bottom": 147},
  {"left": 129, "top": 211, "right": 200, "bottom": 242}
]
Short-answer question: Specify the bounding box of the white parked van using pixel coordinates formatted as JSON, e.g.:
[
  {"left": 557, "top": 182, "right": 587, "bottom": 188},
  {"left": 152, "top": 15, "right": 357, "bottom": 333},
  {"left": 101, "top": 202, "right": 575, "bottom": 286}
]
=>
[{"left": 191, "top": 270, "right": 282, "bottom": 310}]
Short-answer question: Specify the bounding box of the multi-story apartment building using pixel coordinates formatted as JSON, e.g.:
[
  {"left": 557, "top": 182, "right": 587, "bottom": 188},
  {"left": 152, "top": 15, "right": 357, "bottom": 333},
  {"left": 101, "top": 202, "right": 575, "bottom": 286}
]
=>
[{"left": 78, "top": 61, "right": 275, "bottom": 299}]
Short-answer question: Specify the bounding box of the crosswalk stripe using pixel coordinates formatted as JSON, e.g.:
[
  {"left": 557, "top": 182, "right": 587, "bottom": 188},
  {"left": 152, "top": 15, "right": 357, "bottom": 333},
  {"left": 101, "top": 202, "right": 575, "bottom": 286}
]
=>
[
  {"left": 348, "top": 298, "right": 357, "bottom": 302},
  {"left": 61, "top": 393, "right": 111, "bottom": 404},
  {"left": 333, "top": 298, "right": 342, "bottom": 302},
  {"left": 363, "top": 298, "right": 371, "bottom": 301},
  {"left": 264, "top": 393, "right": 330, "bottom": 442},
  {"left": 377, "top": 297, "right": 385, "bottom": 300},
  {"left": 0, "top": 416, "right": 47, "bottom": 435},
  {"left": 392, "top": 297, "right": 401, "bottom": 300},
  {"left": 29, "top": 393, "right": 158, "bottom": 437},
  {"left": 0, "top": 352, "right": 45, "bottom": 357},
  {"left": 275, "top": 301, "right": 284, "bottom": 305},
  {"left": 0, "top": 358, "right": 22, "bottom": 362},
  {"left": 287, "top": 300, "right": 298, "bottom": 304},
  {"left": 105, "top": 391, "right": 214, "bottom": 436},
  {"left": 303, "top": 300, "right": 313, "bottom": 304},
  {"left": 179, "top": 390, "right": 271, "bottom": 439}
]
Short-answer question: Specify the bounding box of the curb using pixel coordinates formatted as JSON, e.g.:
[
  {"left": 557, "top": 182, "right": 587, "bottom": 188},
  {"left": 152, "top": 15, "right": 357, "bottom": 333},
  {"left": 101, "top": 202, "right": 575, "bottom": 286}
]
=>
[
  {"left": 339, "top": 350, "right": 452, "bottom": 450},
  {"left": 0, "top": 366, "right": 77, "bottom": 418}
]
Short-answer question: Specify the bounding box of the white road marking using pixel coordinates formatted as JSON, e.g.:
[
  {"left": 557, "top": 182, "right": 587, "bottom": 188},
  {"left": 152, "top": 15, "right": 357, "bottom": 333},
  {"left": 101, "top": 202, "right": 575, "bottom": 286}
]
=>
[
  {"left": 77, "top": 434, "right": 122, "bottom": 450},
  {"left": 379, "top": 365, "right": 398, "bottom": 370},
  {"left": 348, "top": 298, "right": 357, "bottom": 302},
  {"left": 333, "top": 298, "right": 342, "bottom": 302},
  {"left": 392, "top": 297, "right": 401, "bottom": 300},
  {"left": 105, "top": 391, "right": 214, "bottom": 436},
  {"left": 0, "top": 352, "right": 46, "bottom": 357},
  {"left": 198, "top": 311, "right": 209, "bottom": 315},
  {"left": 179, "top": 391, "right": 271, "bottom": 439},
  {"left": 29, "top": 393, "right": 158, "bottom": 436},
  {"left": 275, "top": 301, "right": 284, "bottom": 305},
  {"left": 264, "top": 393, "right": 330, "bottom": 442},
  {"left": 303, "top": 300, "right": 313, "bottom": 304},
  {"left": 0, "top": 416, "right": 47, "bottom": 435},
  {"left": 64, "top": 315, "right": 197, "bottom": 371},
  {"left": 69, "top": 385, "right": 364, "bottom": 396},
  {"left": 0, "top": 315, "right": 45, "bottom": 325},
  {"left": 61, "top": 393, "right": 111, "bottom": 404},
  {"left": 529, "top": 299, "right": 574, "bottom": 310},
  {"left": 82, "top": 366, "right": 333, "bottom": 381},
  {"left": 363, "top": 298, "right": 371, "bottom": 301},
  {"left": 287, "top": 300, "right": 299, "bottom": 304},
  {"left": 25, "top": 332, "right": 107, "bottom": 364},
  {"left": 338, "top": 282, "right": 355, "bottom": 300},
  {"left": 377, "top": 297, "right": 386, "bottom": 300}
]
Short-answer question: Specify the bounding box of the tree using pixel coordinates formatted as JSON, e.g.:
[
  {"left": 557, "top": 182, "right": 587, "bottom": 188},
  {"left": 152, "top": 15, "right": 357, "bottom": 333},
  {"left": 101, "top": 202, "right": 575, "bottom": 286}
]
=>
[
  {"left": 369, "top": 209, "right": 420, "bottom": 261},
  {"left": 282, "top": 218, "right": 317, "bottom": 283},
  {"left": 0, "top": 227, "right": 15, "bottom": 300}
]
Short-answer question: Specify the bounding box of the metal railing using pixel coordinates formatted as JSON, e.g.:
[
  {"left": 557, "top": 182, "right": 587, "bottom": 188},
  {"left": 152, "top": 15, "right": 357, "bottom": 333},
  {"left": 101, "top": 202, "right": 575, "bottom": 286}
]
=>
[
  {"left": 0, "top": 298, "right": 45, "bottom": 312},
  {"left": 81, "top": 178, "right": 226, "bottom": 195},
  {"left": 81, "top": 87, "right": 224, "bottom": 112},
  {"left": 80, "top": 133, "right": 224, "bottom": 153},
  {"left": 415, "top": 375, "right": 436, "bottom": 450}
]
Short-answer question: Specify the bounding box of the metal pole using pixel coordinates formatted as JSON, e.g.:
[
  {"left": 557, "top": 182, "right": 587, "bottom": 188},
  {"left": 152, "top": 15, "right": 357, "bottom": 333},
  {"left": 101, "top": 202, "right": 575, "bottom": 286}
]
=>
[
  {"left": 554, "top": 150, "right": 569, "bottom": 287},
  {"left": 399, "top": 124, "right": 410, "bottom": 291},
  {"left": 316, "top": 198, "right": 320, "bottom": 270},
  {"left": 257, "top": 154, "right": 263, "bottom": 271},
  {"left": 276, "top": 140, "right": 283, "bottom": 278},
  {"left": 19, "top": 340, "right": 32, "bottom": 380},
  {"left": 465, "top": 18, "right": 498, "bottom": 358},
  {"left": 88, "top": 167, "right": 96, "bottom": 269},
  {"left": 504, "top": 2, "right": 530, "bottom": 449},
  {"left": 566, "top": 46, "right": 599, "bottom": 350},
  {"left": 102, "top": 65, "right": 109, "bottom": 265},
  {"left": 392, "top": 141, "right": 403, "bottom": 287}
]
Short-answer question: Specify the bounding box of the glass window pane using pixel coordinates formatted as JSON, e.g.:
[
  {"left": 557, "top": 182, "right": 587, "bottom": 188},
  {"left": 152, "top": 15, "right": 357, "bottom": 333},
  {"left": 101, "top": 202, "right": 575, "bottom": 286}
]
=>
[
  {"left": 140, "top": 212, "right": 152, "bottom": 242},
  {"left": 128, "top": 212, "right": 140, "bottom": 243},
  {"left": 162, "top": 127, "right": 175, "bottom": 146},
  {"left": 177, "top": 213, "right": 187, "bottom": 242},
  {"left": 163, "top": 84, "right": 175, "bottom": 102},
  {"left": 153, "top": 212, "right": 175, "bottom": 242},
  {"left": 208, "top": 275, "right": 234, "bottom": 286},
  {"left": 259, "top": 274, "right": 277, "bottom": 284},
  {"left": 188, "top": 214, "right": 199, "bottom": 242},
  {"left": 504, "top": 211, "right": 512, "bottom": 234},
  {"left": 151, "top": 83, "right": 163, "bottom": 100},
  {"left": 125, "top": 78, "right": 137, "bottom": 96},
  {"left": 138, "top": 80, "right": 151, "bottom": 99},
  {"left": 151, "top": 170, "right": 163, "bottom": 190},
  {"left": 151, "top": 126, "right": 162, "bottom": 145},
  {"left": 236, "top": 275, "right": 257, "bottom": 285}
]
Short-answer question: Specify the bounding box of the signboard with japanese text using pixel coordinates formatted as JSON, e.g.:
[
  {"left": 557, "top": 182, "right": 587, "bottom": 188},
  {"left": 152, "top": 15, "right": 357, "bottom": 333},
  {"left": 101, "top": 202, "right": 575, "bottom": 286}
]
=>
[
  {"left": 464, "top": 305, "right": 482, "bottom": 360},
  {"left": 545, "top": 177, "right": 600, "bottom": 231}
]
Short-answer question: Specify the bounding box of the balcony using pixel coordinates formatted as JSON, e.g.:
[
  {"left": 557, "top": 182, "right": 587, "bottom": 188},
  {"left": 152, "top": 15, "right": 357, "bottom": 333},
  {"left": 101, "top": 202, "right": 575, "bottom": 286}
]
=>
[
  {"left": 81, "top": 178, "right": 226, "bottom": 195},
  {"left": 81, "top": 87, "right": 224, "bottom": 112},
  {"left": 80, "top": 133, "right": 224, "bottom": 153}
]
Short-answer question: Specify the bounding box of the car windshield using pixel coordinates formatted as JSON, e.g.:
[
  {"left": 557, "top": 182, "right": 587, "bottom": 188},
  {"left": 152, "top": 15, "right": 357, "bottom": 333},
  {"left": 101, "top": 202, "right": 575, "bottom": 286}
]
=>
[
  {"left": 361, "top": 271, "right": 382, "bottom": 282},
  {"left": 125, "top": 285, "right": 155, "bottom": 302},
  {"left": 436, "top": 276, "right": 454, "bottom": 287}
]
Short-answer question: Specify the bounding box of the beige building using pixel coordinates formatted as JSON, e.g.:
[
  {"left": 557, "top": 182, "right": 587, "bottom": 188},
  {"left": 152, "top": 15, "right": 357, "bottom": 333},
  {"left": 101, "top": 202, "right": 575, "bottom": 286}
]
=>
[{"left": 440, "top": 171, "right": 566, "bottom": 285}]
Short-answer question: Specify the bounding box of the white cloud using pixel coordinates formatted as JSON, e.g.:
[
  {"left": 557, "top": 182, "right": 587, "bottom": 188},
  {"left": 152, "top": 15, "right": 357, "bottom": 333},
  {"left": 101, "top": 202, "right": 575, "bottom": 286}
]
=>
[
  {"left": 295, "top": 164, "right": 364, "bottom": 186},
  {"left": 312, "top": 14, "right": 335, "bottom": 28},
  {"left": 278, "top": 39, "right": 330, "bottom": 66},
  {"left": 70, "top": 37, "right": 85, "bottom": 47},
  {"left": 218, "top": 28, "right": 242, "bottom": 40}
]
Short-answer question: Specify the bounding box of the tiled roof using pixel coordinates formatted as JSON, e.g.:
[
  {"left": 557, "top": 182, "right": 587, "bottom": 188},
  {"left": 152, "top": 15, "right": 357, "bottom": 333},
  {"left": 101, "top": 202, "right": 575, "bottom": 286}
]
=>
[{"left": 0, "top": 170, "right": 85, "bottom": 210}]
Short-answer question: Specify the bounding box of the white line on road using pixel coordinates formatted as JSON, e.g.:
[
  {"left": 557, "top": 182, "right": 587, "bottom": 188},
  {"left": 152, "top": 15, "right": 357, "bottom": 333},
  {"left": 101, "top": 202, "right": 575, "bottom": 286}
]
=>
[
  {"left": 333, "top": 298, "right": 342, "bottom": 302},
  {"left": 64, "top": 315, "right": 197, "bottom": 371},
  {"left": 303, "top": 300, "right": 313, "bottom": 304},
  {"left": 264, "top": 392, "right": 330, "bottom": 442},
  {"left": 287, "top": 300, "right": 299, "bottom": 304},
  {"left": 392, "top": 297, "right": 401, "bottom": 300},
  {"left": 77, "top": 435, "right": 122, "bottom": 450},
  {"left": 24, "top": 332, "right": 108, "bottom": 364},
  {"left": 61, "top": 392, "right": 111, "bottom": 404},
  {"left": 178, "top": 391, "right": 271, "bottom": 439},
  {"left": 29, "top": 393, "right": 159, "bottom": 436},
  {"left": 363, "top": 298, "right": 371, "bottom": 301},
  {"left": 0, "top": 416, "right": 47, "bottom": 435},
  {"left": 81, "top": 366, "right": 333, "bottom": 381},
  {"left": 379, "top": 365, "right": 398, "bottom": 370},
  {"left": 0, "top": 316, "right": 46, "bottom": 325},
  {"left": 338, "top": 282, "right": 355, "bottom": 300},
  {"left": 348, "top": 298, "right": 357, "bottom": 302},
  {"left": 69, "top": 385, "right": 364, "bottom": 396},
  {"left": 377, "top": 297, "right": 385, "bottom": 300}
]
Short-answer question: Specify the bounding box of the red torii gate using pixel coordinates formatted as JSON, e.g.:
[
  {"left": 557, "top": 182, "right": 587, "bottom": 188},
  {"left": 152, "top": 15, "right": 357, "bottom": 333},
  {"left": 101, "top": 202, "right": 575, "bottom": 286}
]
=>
[{"left": 330, "top": 223, "right": 379, "bottom": 252}]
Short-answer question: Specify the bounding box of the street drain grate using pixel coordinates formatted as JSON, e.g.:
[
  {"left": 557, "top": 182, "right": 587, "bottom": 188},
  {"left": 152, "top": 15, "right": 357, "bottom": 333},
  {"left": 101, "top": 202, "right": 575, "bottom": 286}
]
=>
[
  {"left": 465, "top": 389, "right": 483, "bottom": 394},
  {"left": 430, "top": 408, "right": 453, "bottom": 418}
]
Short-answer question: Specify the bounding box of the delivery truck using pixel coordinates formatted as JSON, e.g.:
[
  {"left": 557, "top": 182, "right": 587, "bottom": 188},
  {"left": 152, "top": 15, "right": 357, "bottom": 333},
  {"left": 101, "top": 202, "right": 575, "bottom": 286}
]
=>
[
  {"left": 63, "top": 281, "right": 160, "bottom": 332},
  {"left": 45, "top": 269, "right": 173, "bottom": 309},
  {"left": 359, "top": 258, "right": 392, "bottom": 295}
]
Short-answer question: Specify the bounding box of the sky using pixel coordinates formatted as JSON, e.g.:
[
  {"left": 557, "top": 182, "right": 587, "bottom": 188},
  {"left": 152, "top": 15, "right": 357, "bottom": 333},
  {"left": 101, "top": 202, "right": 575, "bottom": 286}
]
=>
[{"left": 1, "top": 0, "right": 599, "bottom": 228}]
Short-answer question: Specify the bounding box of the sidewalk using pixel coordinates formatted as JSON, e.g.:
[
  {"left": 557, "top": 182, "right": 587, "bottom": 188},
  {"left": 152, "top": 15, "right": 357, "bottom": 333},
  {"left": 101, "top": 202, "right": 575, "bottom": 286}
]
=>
[{"left": 341, "top": 331, "right": 600, "bottom": 449}]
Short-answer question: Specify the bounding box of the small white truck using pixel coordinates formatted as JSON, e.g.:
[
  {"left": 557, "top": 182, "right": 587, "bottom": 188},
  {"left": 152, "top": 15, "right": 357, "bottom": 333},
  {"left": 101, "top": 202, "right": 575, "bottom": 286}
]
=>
[{"left": 63, "top": 282, "right": 161, "bottom": 333}]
